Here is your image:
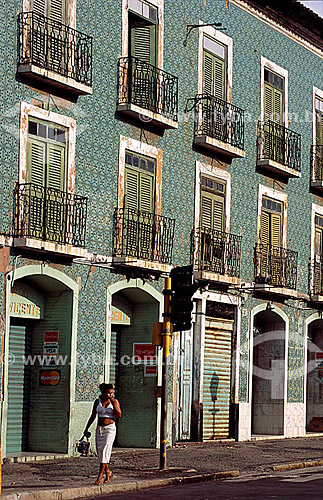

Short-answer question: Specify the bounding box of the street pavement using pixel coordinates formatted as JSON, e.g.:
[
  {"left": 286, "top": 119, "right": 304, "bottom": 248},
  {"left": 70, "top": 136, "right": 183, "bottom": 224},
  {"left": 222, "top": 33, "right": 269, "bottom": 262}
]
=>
[
  {"left": 1, "top": 436, "right": 323, "bottom": 498},
  {"left": 92, "top": 466, "right": 323, "bottom": 500}
]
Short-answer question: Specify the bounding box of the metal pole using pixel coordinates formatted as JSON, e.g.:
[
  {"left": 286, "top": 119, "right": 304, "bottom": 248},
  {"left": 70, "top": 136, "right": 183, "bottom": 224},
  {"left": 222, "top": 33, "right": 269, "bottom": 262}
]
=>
[{"left": 160, "top": 276, "right": 171, "bottom": 470}]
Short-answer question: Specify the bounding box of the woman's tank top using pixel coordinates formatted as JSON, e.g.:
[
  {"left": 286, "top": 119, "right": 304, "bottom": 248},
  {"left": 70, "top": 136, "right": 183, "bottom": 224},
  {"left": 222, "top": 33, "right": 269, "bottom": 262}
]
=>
[{"left": 97, "top": 400, "right": 115, "bottom": 419}]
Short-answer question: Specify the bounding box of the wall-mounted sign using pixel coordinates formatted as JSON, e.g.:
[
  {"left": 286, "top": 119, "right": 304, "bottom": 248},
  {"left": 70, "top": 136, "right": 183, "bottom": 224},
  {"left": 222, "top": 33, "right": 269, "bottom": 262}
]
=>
[
  {"left": 43, "top": 342, "right": 59, "bottom": 367},
  {"left": 315, "top": 352, "right": 323, "bottom": 370},
  {"left": 40, "top": 370, "right": 61, "bottom": 386},
  {"left": 44, "top": 331, "right": 59, "bottom": 343},
  {"left": 111, "top": 306, "right": 131, "bottom": 325},
  {"left": 133, "top": 343, "right": 157, "bottom": 364},
  {"left": 10, "top": 284, "right": 44, "bottom": 320},
  {"left": 144, "top": 365, "right": 157, "bottom": 377}
]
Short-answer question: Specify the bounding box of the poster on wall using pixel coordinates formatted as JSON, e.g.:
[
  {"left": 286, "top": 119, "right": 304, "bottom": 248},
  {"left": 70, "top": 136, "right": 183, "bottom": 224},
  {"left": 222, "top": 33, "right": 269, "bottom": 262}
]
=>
[
  {"left": 144, "top": 365, "right": 157, "bottom": 377},
  {"left": 44, "top": 331, "right": 59, "bottom": 343},
  {"left": 133, "top": 344, "right": 157, "bottom": 364},
  {"left": 40, "top": 370, "right": 61, "bottom": 386}
]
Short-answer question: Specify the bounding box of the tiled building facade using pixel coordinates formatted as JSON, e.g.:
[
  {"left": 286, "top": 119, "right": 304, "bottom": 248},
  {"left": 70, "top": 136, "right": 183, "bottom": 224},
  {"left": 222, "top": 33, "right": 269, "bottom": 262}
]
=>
[{"left": 1, "top": 0, "right": 323, "bottom": 457}]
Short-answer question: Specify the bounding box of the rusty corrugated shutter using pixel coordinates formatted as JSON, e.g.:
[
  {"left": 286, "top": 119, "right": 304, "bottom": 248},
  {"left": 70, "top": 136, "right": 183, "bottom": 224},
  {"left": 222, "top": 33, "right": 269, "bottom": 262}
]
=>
[{"left": 203, "top": 317, "right": 233, "bottom": 440}]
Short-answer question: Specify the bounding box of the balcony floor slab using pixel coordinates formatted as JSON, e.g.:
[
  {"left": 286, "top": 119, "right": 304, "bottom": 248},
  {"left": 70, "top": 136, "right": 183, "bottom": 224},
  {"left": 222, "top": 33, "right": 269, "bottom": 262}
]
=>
[
  {"left": 112, "top": 256, "right": 172, "bottom": 275},
  {"left": 194, "top": 135, "right": 245, "bottom": 159},
  {"left": 253, "top": 283, "right": 308, "bottom": 300},
  {"left": 195, "top": 270, "right": 241, "bottom": 287},
  {"left": 13, "top": 237, "right": 88, "bottom": 259},
  {"left": 256, "top": 159, "right": 301, "bottom": 178},
  {"left": 117, "top": 103, "right": 178, "bottom": 129}
]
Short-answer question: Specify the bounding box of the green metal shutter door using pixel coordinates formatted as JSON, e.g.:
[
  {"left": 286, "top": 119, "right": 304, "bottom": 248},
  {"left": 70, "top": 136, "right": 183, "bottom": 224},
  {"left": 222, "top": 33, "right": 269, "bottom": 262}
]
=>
[
  {"left": 28, "top": 293, "right": 72, "bottom": 453},
  {"left": 7, "top": 325, "right": 32, "bottom": 453},
  {"left": 203, "top": 318, "right": 233, "bottom": 440},
  {"left": 109, "top": 331, "right": 120, "bottom": 397}
]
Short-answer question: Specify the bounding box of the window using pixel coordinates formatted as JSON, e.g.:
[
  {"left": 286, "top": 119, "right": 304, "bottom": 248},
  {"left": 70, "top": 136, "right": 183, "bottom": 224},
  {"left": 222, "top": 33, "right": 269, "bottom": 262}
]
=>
[
  {"left": 203, "top": 36, "right": 227, "bottom": 100},
  {"left": 315, "top": 96, "right": 323, "bottom": 146},
  {"left": 200, "top": 176, "right": 225, "bottom": 233},
  {"left": 314, "top": 214, "right": 323, "bottom": 259},
  {"left": 32, "top": 0, "right": 68, "bottom": 24},
  {"left": 129, "top": 0, "right": 158, "bottom": 64},
  {"left": 27, "top": 118, "right": 67, "bottom": 192},
  {"left": 261, "top": 196, "right": 283, "bottom": 248},
  {"left": 264, "top": 68, "right": 284, "bottom": 124},
  {"left": 124, "top": 151, "right": 155, "bottom": 213}
]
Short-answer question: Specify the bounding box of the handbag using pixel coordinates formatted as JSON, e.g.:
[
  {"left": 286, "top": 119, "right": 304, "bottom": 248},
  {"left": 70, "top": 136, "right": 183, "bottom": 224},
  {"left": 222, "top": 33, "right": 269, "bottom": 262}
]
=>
[{"left": 76, "top": 434, "right": 91, "bottom": 456}]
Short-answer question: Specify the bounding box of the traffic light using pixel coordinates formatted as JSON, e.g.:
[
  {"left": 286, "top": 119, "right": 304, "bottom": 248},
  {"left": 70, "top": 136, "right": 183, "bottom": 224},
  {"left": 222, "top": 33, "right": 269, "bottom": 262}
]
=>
[{"left": 170, "top": 264, "right": 199, "bottom": 331}]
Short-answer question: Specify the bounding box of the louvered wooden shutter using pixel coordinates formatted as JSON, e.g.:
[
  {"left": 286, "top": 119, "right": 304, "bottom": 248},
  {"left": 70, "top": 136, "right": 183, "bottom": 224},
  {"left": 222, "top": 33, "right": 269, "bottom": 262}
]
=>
[
  {"left": 46, "top": 143, "right": 66, "bottom": 191},
  {"left": 139, "top": 173, "right": 153, "bottom": 213},
  {"left": 271, "top": 213, "right": 282, "bottom": 248},
  {"left": 27, "top": 138, "right": 46, "bottom": 186},
  {"left": 203, "top": 50, "right": 225, "bottom": 100},
  {"left": 125, "top": 168, "right": 139, "bottom": 211},
  {"left": 201, "top": 192, "right": 224, "bottom": 232},
  {"left": 213, "top": 195, "right": 225, "bottom": 232},
  {"left": 49, "top": 0, "right": 66, "bottom": 23},
  {"left": 315, "top": 227, "right": 322, "bottom": 257},
  {"left": 274, "top": 89, "right": 283, "bottom": 125},
  {"left": 33, "top": 0, "right": 47, "bottom": 16},
  {"left": 264, "top": 83, "right": 273, "bottom": 121},
  {"left": 316, "top": 109, "right": 323, "bottom": 146},
  {"left": 264, "top": 83, "right": 283, "bottom": 124},
  {"left": 261, "top": 210, "right": 270, "bottom": 247},
  {"left": 131, "top": 23, "right": 156, "bottom": 65}
]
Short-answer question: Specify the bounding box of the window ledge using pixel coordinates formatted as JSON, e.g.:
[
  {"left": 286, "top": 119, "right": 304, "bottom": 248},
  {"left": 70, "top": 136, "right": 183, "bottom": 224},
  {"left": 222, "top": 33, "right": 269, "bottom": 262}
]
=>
[
  {"left": 116, "top": 103, "right": 178, "bottom": 129},
  {"left": 13, "top": 237, "right": 88, "bottom": 259},
  {"left": 310, "top": 180, "right": 323, "bottom": 191},
  {"left": 253, "top": 283, "right": 306, "bottom": 299},
  {"left": 112, "top": 256, "right": 172, "bottom": 275},
  {"left": 194, "top": 135, "right": 245, "bottom": 159},
  {"left": 18, "top": 64, "right": 93, "bottom": 96},
  {"left": 194, "top": 270, "right": 241, "bottom": 286},
  {"left": 256, "top": 159, "right": 301, "bottom": 178}
]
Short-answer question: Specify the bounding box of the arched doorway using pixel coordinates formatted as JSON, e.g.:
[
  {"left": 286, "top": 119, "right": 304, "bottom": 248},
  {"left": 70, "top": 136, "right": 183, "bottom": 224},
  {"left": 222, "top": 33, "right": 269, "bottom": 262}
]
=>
[
  {"left": 107, "top": 282, "right": 162, "bottom": 448},
  {"left": 4, "top": 265, "right": 77, "bottom": 456},
  {"left": 251, "top": 309, "right": 286, "bottom": 435},
  {"left": 306, "top": 319, "right": 323, "bottom": 432}
]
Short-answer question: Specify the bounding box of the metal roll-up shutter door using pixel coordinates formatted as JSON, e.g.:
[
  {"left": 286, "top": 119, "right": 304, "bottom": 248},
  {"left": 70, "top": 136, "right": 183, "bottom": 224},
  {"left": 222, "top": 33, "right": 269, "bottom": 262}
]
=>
[
  {"left": 203, "top": 317, "right": 233, "bottom": 440},
  {"left": 109, "top": 330, "right": 120, "bottom": 397},
  {"left": 7, "top": 324, "right": 32, "bottom": 453}
]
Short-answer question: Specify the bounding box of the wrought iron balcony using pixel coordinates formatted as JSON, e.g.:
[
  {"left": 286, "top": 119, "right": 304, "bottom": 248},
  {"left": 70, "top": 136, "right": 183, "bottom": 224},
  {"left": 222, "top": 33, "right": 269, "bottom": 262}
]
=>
[
  {"left": 117, "top": 56, "right": 178, "bottom": 126},
  {"left": 113, "top": 208, "right": 175, "bottom": 265},
  {"left": 18, "top": 12, "right": 93, "bottom": 91},
  {"left": 188, "top": 93, "right": 244, "bottom": 156},
  {"left": 257, "top": 120, "right": 301, "bottom": 175},
  {"left": 254, "top": 243, "right": 298, "bottom": 290},
  {"left": 192, "top": 227, "right": 242, "bottom": 278},
  {"left": 311, "top": 145, "right": 323, "bottom": 189},
  {"left": 14, "top": 183, "right": 88, "bottom": 248},
  {"left": 309, "top": 258, "right": 323, "bottom": 298}
]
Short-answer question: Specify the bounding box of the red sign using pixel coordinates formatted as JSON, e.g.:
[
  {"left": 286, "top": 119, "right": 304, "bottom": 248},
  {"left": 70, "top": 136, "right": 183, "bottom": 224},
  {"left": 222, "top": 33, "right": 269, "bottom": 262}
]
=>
[
  {"left": 133, "top": 344, "right": 157, "bottom": 363},
  {"left": 40, "top": 370, "right": 61, "bottom": 386},
  {"left": 44, "top": 331, "right": 59, "bottom": 343},
  {"left": 316, "top": 352, "right": 323, "bottom": 359},
  {"left": 144, "top": 365, "right": 157, "bottom": 377}
]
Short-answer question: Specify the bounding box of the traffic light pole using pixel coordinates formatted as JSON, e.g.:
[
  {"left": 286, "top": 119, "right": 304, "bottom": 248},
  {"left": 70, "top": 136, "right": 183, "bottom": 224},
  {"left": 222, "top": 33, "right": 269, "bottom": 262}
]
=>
[{"left": 160, "top": 276, "right": 171, "bottom": 470}]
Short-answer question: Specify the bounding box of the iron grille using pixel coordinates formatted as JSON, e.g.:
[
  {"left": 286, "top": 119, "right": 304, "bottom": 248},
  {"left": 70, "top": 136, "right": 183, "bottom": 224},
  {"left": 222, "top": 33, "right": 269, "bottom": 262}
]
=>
[
  {"left": 192, "top": 227, "right": 242, "bottom": 277},
  {"left": 309, "top": 258, "right": 323, "bottom": 296},
  {"left": 18, "top": 12, "right": 93, "bottom": 86},
  {"left": 189, "top": 94, "right": 244, "bottom": 150},
  {"left": 254, "top": 243, "right": 298, "bottom": 290},
  {"left": 14, "top": 183, "right": 88, "bottom": 247},
  {"left": 113, "top": 207, "right": 175, "bottom": 265},
  {"left": 257, "top": 120, "right": 301, "bottom": 172},
  {"left": 117, "top": 56, "right": 178, "bottom": 121},
  {"left": 311, "top": 145, "right": 323, "bottom": 182}
]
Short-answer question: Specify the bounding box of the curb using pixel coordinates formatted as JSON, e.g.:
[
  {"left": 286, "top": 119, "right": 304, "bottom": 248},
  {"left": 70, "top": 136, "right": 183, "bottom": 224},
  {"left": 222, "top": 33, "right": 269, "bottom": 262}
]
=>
[
  {"left": 272, "top": 459, "right": 323, "bottom": 472},
  {"left": 0, "top": 470, "right": 239, "bottom": 500}
]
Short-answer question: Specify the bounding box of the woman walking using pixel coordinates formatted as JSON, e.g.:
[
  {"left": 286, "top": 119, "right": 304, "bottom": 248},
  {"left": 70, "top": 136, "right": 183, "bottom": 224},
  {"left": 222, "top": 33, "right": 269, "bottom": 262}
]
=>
[{"left": 84, "top": 383, "right": 122, "bottom": 484}]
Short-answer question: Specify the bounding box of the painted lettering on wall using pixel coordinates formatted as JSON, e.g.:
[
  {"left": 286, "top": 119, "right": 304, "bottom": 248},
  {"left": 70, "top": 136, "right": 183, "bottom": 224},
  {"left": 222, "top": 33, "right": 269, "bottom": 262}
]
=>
[{"left": 9, "top": 301, "right": 41, "bottom": 318}]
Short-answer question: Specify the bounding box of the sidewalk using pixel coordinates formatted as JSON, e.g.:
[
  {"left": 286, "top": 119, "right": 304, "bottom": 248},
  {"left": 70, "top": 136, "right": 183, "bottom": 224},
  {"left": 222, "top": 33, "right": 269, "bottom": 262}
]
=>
[{"left": 1, "top": 436, "right": 323, "bottom": 499}]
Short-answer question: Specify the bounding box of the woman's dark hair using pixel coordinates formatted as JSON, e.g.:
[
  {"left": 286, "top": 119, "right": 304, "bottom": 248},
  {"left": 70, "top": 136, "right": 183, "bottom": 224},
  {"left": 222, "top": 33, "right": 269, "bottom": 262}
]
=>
[{"left": 99, "top": 383, "right": 113, "bottom": 393}]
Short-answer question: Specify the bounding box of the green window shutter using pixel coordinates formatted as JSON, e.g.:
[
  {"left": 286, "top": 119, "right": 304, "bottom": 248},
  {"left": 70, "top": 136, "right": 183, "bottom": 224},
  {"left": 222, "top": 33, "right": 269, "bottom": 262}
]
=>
[
  {"left": 130, "top": 23, "right": 156, "bottom": 65},
  {"left": 261, "top": 210, "right": 270, "bottom": 247},
  {"left": 49, "top": 0, "right": 66, "bottom": 23},
  {"left": 274, "top": 89, "right": 283, "bottom": 125},
  {"left": 203, "top": 50, "right": 225, "bottom": 100},
  {"left": 125, "top": 168, "right": 139, "bottom": 211},
  {"left": 139, "top": 173, "right": 154, "bottom": 213},
  {"left": 46, "top": 143, "right": 66, "bottom": 191},
  {"left": 271, "top": 212, "right": 282, "bottom": 248},
  {"left": 201, "top": 191, "right": 225, "bottom": 232},
  {"left": 264, "top": 83, "right": 273, "bottom": 121},
  {"left": 264, "top": 82, "right": 283, "bottom": 124},
  {"left": 27, "top": 138, "right": 46, "bottom": 186},
  {"left": 33, "top": 0, "right": 47, "bottom": 16}
]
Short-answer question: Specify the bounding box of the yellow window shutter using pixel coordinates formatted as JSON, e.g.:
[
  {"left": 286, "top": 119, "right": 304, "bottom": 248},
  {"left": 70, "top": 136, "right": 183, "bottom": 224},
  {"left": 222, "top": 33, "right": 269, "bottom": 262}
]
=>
[
  {"left": 261, "top": 210, "right": 270, "bottom": 247},
  {"left": 271, "top": 212, "right": 282, "bottom": 248}
]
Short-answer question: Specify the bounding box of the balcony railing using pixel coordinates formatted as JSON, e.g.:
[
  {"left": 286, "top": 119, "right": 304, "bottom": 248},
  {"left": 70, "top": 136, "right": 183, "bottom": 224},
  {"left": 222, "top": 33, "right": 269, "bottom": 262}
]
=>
[
  {"left": 14, "top": 183, "right": 88, "bottom": 248},
  {"left": 257, "top": 120, "right": 301, "bottom": 172},
  {"left": 117, "top": 56, "right": 178, "bottom": 121},
  {"left": 254, "top": 243, "right": 298, "bottom": 290},
  {"left": 113, "top": 208, "right": 175, "bottom": 265},
  {"left": 18, "top": 12, "right": 93, "bottom": 86},
  {"left": 309, "top": 258, "right": 323, "bottom": 297},
  {"left": 189, "top": 93, "right": 244, "bottom": 150},
  {"left": 192, "top": 227, "right": 242, "bottom": 277},
  {"left": 311, "top": 145, "right": 323, "bottom": 183}
]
